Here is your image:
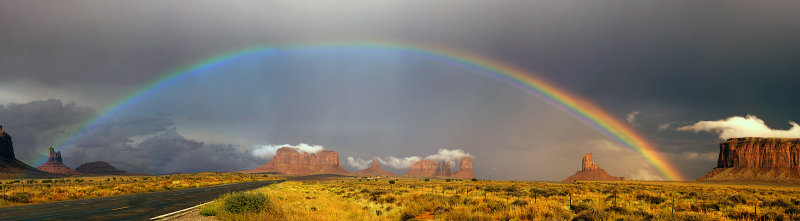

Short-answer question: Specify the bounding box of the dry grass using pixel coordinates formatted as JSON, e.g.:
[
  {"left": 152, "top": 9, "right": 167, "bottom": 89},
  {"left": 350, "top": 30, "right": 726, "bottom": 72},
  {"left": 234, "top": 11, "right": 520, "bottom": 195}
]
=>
[
  {"left": 0, "top": 172, "right": 283, "bottom": 207},
  {"left": 202, "top": 178, "right": 800, "bottom": 220}
]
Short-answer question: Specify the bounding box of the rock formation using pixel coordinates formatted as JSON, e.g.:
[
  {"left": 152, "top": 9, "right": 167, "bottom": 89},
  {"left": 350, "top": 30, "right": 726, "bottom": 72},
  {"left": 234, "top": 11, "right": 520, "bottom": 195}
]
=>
[
  {"left": 562, "top": 153, "right": 625, "bottom": 182},
  {"left": 405, "top": 159, "right": 442, "bottom": 177},
  {"left": 244, "top": 147, "right": 350, "bottom": 175},
  {"left": 405, "top": 156, "right": 474, "bottom": 178},
  {"left": 76, "top": 161, "right": 132, "bottom": 175},
  {"left": 0, "top": 125, "right": 56, "bottom": 178},
  {"left": 37, "top": 146, "right": 80, "bottom": 174},
  {"left": 0, "top": 125, "right": 15, "bottom": 160},
  {"left": 354, "top": 158, "right": 395, "bottom": 177},
  {"left": 451, "top": 156, "right": 474, "bottom": 179},
  {"left": 698, "top": 137, "right": 800, "bottom": 181}
]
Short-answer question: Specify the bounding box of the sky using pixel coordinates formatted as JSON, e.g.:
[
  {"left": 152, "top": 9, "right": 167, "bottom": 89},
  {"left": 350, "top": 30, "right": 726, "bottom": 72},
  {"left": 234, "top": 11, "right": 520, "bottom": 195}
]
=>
[{"left": 1, "top": 1, "right": 800, "bottom": 180}]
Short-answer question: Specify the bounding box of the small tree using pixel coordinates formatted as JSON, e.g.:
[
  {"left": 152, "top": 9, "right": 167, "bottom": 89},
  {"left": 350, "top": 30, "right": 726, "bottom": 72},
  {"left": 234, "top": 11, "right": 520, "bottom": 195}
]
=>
[
  {"left": 424, "top": 178, "right": 430, "bottom": 182},
  {"left": 471, "top": 178, "right": 477, "bottom": 181}
]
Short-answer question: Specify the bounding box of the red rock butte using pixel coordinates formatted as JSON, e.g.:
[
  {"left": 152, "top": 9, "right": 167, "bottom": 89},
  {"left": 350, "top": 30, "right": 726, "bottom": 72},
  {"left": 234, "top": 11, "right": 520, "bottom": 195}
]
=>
[
  {"left": 562, "top": 153, "right": 624, "bottom": 182},
  {"left": 37, "top": 145, "right": 80, "bottom": 174},
  {"left": 698, "top": 137, "right": 800, "bottom": 181},
  {"left": 354, "top": 158, "right": 395, "bottom": 177},
  {"left": 244, "top": 146, "right": 350, "bottom": 175},
  {"left": 76, "top": 161, "right": 144, "bottom": 175},
  {"left": 404, "top": 156, "right": 474, "bottom": 179}
]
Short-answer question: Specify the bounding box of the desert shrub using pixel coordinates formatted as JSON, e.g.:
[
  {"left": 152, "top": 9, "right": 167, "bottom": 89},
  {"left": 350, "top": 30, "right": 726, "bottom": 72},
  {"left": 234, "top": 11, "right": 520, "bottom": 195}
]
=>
[
  {"left": 389, "top": 180, "right": 395, "bottom": 184},
  {"left": 636, "top": 194, "right": 666, "bottom": 204},
  {"left": 572, "top": 209, "right": 608, "bottom": 221},
  {"left": 511, "top": 199, "right": 528, "bottom": 206},
  {"left": 0, "top": 193, "right": 29, "bottom": 203},
  {"left": 785, "top": 206, "right": 800, "bottom": 215},
  {"left": 728, "top": 195, "right": 747, "bottom": 204},
  {"left": 223, "top": 191, "right": 269, "bottom": 214},
  {"left": 471, "top": 178, "right": 477, "bottom": 181},
  {"left": 424, "top": 178, "right": 430, "bottom": 182},
  {"left": 758, "top": 211, "right": 787, "bottom": 221},
  {"left": 570, "top": 203, "right": 593, "bottom": 214},
  {"left": 604, "top": 206, "right": 629, "bottom": 215},
  {"left": 728, "top": 211, "right": 756, "bottom": 220},
  {"left": 199, "top": 202, "right": 220, "bottom": 216},
  {"left": 765, "top": 199, "right": 793, "bottom": 209}
]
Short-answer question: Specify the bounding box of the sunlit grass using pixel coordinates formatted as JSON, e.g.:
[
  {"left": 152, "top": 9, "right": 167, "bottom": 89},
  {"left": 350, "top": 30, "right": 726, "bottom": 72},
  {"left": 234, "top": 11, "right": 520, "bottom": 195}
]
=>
[
  {"left": 0, "top": 172, "right": 283, "bottom": 207},
  {"left": 202, "top": 178, "right": 800, "bottom": 220}
]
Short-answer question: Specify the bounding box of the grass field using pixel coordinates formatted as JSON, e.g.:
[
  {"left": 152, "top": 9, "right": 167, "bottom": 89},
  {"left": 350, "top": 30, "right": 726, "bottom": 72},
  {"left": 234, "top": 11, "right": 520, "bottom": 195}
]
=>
[
  {"left": 0, "top": 172, "right": 282, "bottom": 207},
  {"left": 201, "top": 177, "right": 800, "bottom": 220}
]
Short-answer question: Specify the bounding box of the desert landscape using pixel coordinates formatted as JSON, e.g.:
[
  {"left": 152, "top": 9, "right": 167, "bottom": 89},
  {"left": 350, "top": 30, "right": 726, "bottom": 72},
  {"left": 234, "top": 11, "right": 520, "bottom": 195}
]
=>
[{"left": 2, "top": 1, "right": 800, "bottom": 220}]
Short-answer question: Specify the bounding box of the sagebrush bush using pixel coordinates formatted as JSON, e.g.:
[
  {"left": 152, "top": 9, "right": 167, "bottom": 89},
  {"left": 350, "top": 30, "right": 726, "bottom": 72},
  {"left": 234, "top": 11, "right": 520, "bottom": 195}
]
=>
[{"left": 223, "top": 191, "right": 270, "bottom": 214}]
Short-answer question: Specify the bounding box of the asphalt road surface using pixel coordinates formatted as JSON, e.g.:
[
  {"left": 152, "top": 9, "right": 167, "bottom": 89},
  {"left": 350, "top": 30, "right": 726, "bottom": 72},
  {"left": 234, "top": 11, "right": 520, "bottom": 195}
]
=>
[{"left": 0, "top": 180, "right": 282, "bottom": 221}]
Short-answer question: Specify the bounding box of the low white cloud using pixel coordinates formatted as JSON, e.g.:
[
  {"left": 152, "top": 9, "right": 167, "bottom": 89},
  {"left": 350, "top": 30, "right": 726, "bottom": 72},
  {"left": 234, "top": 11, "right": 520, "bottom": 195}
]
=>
[
  {"left": 424, "top": 149, "right": 473, "bottom": 163},
  {"left": 347, "top": 148, "right": 472, "bottom": 170},
  {"left": 677, "top": 115, "right": 800, "bottom": 139},
  {"left": 251, "top": 143, "right": 326, "bottom": 159},
  {"left": 682, "top": 152, "right": 718, "bottom": 162},
  {"left": 346, "top": 156, "right": 373, "bottom": 170},
  {"left": 657, "top": 123, "right": 671, "bottom": 131},
  {"left": 377, "top": 156, "right": 422, "bottom": 169},
  {"left": 626, "top": 111, "right": 640, "bottom": 125}
]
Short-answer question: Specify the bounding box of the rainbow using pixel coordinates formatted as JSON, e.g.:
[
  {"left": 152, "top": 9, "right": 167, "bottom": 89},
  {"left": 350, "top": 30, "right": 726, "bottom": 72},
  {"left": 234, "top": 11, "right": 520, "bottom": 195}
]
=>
[{"left": 46, "top": 42, "right": 685, "bottom": 180}]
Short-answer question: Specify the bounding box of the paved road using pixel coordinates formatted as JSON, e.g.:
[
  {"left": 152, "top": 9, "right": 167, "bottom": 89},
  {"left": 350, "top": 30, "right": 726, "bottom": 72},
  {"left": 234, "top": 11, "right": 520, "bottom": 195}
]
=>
[{"left": 0, "top": 180, "right": 282, "bottom": 221}]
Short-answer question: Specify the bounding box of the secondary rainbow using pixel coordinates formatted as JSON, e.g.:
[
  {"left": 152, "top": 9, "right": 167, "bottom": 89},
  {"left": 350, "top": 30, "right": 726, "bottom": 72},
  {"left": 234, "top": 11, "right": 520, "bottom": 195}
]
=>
[{"left": 47, "top": 42, "right": 685, "bottom": 181}]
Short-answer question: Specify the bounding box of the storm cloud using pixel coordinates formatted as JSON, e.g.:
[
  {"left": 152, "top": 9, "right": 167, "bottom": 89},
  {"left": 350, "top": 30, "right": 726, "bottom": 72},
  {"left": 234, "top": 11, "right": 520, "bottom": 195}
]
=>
[{"left": 2, "top": 1, "right": 800, "bottom": 180}]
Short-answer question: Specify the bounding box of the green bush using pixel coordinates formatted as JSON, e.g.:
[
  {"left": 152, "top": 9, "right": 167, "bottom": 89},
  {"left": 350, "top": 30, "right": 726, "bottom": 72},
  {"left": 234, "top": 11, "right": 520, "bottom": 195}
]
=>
[
  {"left": 389, "top": 180, "right": 396, "bottom": 184},
  {"left": 224, "top": 192, "right": 270, "bottom": 214},
  {"left": 471, "top": 178, "right": 477, "bottom": 181}
]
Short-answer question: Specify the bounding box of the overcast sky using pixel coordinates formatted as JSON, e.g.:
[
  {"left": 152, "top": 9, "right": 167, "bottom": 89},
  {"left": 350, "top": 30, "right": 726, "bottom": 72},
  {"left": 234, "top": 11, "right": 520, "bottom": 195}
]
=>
[{"left": 2, "top": 1, "right": 799, "bottom": 180}]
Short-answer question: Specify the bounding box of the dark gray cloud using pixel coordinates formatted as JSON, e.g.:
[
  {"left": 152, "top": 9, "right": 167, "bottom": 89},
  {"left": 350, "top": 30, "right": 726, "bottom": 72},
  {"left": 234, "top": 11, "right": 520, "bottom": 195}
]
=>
[
  {"left": 61, "top": 112, "right": 262, "bottom": 174},
  {"left": 2, "top": 1, "right": 800, "bottom": 180},
  {"left": 0, "top": 99, "right": 94, "bottom": 162}
]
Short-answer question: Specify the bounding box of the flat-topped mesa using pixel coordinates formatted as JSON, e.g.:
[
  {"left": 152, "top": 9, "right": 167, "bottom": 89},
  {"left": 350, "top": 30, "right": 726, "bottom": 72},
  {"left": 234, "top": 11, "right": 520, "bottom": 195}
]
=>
[
  {"left": 405, "top": 159, "right": 442, "bottom": 177},
  {"left": 355, "top": 158, "right": 395, "bottom": 177},
  {"left": 562, "top": 153, "right": 624, "bottom": 182},
  {"left": 698, "top": 137, "right": 800, "bottom": 181},
  {"left": 244, "top": 146, "right": 350, "bottom": 175},
  {"left": 405, "top": 156, "right": 475, "bottom": 179},
  {"left": 37, "top": 145, "right": 80, "bottom": 174},
  {"left": 451, "top": 156, "right": 474, "bottom": 179}
]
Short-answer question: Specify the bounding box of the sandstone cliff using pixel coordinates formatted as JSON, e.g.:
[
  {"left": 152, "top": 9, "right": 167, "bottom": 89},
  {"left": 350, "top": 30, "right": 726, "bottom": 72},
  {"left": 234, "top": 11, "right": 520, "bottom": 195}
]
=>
[
  {"left": 405, "top": 156, "right": 474, "bottom": 178},
  {"left": 354, "top": 158, "right": 395, "bottom": 177},
  {"left": 405, "top": 159, "right": 442, "bottom": 177},
  {"left": 244, "top": 147, "right": 350, "bottom": 175},
  {"left": 450, "top": 157, "right": 474, "bottom": 179},
  {"left": 37, "top": 146, "right": 80, "bottom": 174},
  {"left": 562, "top": 153, "right": 624, "bottom": 182},
  {"left": 698, "top": 137, "right": 800, "bottom": 181}
]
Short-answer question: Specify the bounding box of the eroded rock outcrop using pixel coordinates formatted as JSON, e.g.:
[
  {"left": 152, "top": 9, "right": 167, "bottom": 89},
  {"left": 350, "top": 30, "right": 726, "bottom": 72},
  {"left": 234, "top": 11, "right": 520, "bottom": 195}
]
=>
[
  {"left": 698, "top": 137, "right": 800, "bottom": 181},
  {"left": 244, "top": 147, "right": 350, "bottom": 175},
  {"left": 451, "top": 157, "right": 474, "bottom": 179},
  {"left": 354, "top": 158, "right": 395, "bottom": 177},
  {"left": 37, "top": 146, "right": 79, "bottom": 174},
  {"left": 0, "top": 125, "right": 56, "bottom": 178},
  {"left": 0, "top": 126, "right": 15, "bottom": 160},
  {"left": 562, "top": 153, "right": 625, "bottom": 182}
]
